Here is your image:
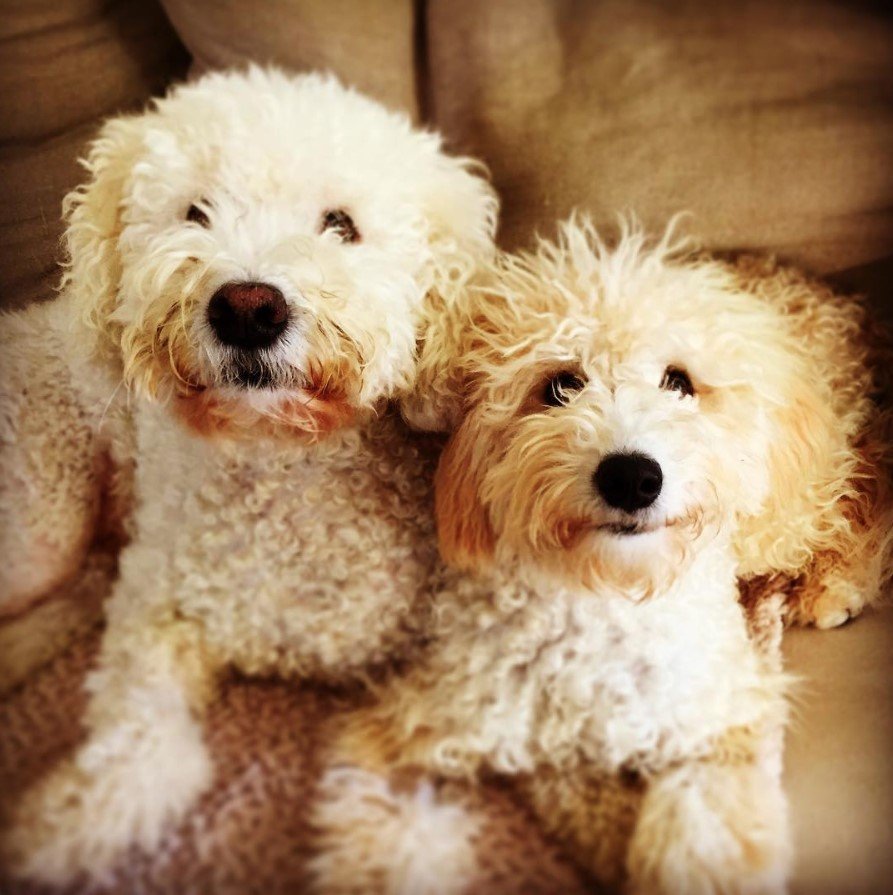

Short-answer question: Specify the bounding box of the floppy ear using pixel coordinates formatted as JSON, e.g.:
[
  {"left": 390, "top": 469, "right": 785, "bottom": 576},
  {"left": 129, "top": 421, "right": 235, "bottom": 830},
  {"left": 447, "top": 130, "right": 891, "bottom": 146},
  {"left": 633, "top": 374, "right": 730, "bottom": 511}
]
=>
[
  {"left": 401, "top": 268, "right": 514, "bottom": 434},
  {"left": 401, "top": 286, "right": 471, "bottom": 432},
  {"left": 61, "top": 115, "right": 146, "bottom": 357},
  {"left": 729, "top": 256, "right": 893, "bottom": 623},
  {"left": 422, "top": 153, "right": 498, "bottom": 282},
  {"left": 434, "top": 410, "right": 495, "bottom": 571},
  {"left": 736, "top": 376, "right": 843, "bottom": 576},
  {"left": 730, "top": 261, "right": 844, "bottom": 576},
  {"left": 401, "top": 153, "right": 497, "bottom": 431}
]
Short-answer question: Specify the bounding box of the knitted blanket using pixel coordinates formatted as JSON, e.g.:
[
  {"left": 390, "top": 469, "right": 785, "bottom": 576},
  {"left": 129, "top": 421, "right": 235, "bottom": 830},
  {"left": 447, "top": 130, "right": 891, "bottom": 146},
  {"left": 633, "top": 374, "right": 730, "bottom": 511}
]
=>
[{"left": 0, "top": 588, "right": 785, "bottom": 895}]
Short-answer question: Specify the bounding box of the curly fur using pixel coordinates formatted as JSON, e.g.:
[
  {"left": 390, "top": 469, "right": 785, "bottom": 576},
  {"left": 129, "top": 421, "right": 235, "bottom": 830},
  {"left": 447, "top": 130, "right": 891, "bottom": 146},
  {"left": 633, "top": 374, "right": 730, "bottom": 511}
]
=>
[
  {"left": 312, "top": 219, "right": 891, "bottom": 895},
  {"left": 0, "top": 66, "right": 496, "bottom": 882}
]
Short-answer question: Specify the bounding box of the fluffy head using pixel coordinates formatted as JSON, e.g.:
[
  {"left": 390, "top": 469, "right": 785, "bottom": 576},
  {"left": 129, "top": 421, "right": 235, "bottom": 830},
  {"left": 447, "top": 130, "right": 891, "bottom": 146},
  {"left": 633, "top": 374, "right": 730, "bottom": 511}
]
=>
[
  {"left": 62, "top": 66, "right": 497, "bottom": 439},
  {"left": 424, "top": 218, "right": 887, "bottom": 597}
]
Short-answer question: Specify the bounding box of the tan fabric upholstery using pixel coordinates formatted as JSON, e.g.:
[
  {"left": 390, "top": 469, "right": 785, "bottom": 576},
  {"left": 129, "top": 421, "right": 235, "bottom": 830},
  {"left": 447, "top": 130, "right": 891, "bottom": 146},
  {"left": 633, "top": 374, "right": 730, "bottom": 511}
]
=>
[
  {"left": 425, "top": 0, "right": 893, "bottom": 275},
  {"left": 785, "top": 606, "right": 893, "bottom": 895},
  {"left": 0, "top": 0, "right": 186, "bottom": 310},
  {"left": 160, "top": 0, "right": 419, "bottom": 117}
]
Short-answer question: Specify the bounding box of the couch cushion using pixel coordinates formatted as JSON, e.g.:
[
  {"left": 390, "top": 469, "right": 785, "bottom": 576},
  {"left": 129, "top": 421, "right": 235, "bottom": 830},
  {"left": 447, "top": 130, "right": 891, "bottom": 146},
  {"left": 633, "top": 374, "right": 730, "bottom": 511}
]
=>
[
  {"left": 425, "top": 0, "right": 893, "bottom": 277},
  {"left": 160, "top": 0, "right": 419, "bottom": 118},
  {"left": 0, "top": 0, "right": 187, "bottom": 310},
  {"left": 784, "top": 605, "right": 893, "bottom": 895}
]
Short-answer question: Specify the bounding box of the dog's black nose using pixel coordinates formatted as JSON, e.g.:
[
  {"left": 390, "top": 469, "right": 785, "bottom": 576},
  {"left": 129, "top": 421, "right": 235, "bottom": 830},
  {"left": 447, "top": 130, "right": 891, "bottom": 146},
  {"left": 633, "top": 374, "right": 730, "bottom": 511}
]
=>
[
  {"left": 594, "top": 452, "right": 663, "bottom": 513},
  {"left": 207, "top": 282, "right": 288, "bottom": 350}
]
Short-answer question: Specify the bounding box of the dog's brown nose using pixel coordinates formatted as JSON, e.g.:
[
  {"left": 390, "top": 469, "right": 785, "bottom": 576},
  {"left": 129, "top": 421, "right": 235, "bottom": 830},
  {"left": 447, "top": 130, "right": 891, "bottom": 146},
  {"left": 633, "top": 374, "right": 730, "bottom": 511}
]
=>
[{"left": 207, "top": 282, "right": 289, "bottom": 350}]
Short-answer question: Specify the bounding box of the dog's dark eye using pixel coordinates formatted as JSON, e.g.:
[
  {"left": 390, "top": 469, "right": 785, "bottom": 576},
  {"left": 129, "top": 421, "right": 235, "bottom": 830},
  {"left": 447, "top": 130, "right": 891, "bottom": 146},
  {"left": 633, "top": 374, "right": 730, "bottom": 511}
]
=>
[
  {"left": 321, "top": 209, "right": 360, "bottom": 243},
  {"left": 543, "top": 372, "right": 586, "bottom": 407},
  {"left": 661, "top": 366, "right": 695, "bottom": 397},
  {"left": 186, "top": 203, "right": 210, "bottom": 228}
]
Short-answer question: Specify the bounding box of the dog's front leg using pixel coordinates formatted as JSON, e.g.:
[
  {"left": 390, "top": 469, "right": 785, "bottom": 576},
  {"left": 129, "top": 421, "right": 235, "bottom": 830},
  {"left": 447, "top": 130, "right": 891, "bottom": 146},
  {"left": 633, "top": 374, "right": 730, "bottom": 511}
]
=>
[
  {"left": 625, "top": 754, "right": 790, "bottom": 895},
  {"left": 4, "top": 595, "right": 217, "bottom": 885},
  {"left": 0, "top": 298, "right": 119, "bottom": 619},
  {"left": 309, "top": 712, "right": 484, "bottom": 895},
  {"left": 311, "top": 765, "right": 484, "bottom": 895}
]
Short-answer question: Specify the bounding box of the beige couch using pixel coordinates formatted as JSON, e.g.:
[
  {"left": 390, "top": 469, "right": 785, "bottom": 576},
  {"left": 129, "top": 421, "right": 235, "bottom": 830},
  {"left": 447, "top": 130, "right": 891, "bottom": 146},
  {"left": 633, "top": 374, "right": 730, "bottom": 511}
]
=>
[{"left": 1, "top": 1, "right": 891, "bottom": 892}]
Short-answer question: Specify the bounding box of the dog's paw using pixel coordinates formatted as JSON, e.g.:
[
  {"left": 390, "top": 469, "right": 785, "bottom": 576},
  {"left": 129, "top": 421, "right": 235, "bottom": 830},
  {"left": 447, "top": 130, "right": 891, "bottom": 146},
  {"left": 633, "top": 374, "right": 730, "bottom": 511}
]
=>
[
  {"left": 5, "top": 759, "right": 122, "bottom": 885},
  {"left": 309, "top": 766, "right": 479, "bottom": 895},
  {"left": 627, "top": 761, "right": 790, "bottom": 895},
  {"left": 4, "top": 726, "right": 212, "bottom": 884},
  {"left": 807, "top": 575, "right": 868, "bottom": 630}
]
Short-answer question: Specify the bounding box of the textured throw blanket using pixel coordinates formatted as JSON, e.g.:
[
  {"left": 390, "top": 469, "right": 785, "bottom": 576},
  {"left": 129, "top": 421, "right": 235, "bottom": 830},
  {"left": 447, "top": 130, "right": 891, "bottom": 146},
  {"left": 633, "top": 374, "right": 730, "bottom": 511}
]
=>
[{"left": 0, "top": 588, "right": 785, "bottom": 895}]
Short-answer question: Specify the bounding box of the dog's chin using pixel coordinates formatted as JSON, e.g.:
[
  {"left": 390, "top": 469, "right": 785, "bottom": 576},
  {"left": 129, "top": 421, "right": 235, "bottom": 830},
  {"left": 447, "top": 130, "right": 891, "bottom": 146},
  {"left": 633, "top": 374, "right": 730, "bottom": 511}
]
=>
[
  {"left": 587, "top": 523, "right": 670, "bottom": 560},
  {"left": 175, "top": 378, "right": 357, "bottom": 440},
  {"left": 541, "top": 521, "right": 684, "bottom": 597}
]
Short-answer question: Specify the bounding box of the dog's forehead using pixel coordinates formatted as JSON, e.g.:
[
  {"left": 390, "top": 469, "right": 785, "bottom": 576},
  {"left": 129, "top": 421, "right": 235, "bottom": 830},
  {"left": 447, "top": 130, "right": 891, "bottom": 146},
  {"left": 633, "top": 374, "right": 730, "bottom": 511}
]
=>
[
  {"left": 147, "top": 75, "right": 435, "bottom": 207},
  {"left": 153, "top": 121, "right": 408, "bottom": 200},
  {"left": 491, "top": 266, "right": 731, "bottom": 377},
  {"left": 478, "top": 228, "right": 787, "bottom": 400}
]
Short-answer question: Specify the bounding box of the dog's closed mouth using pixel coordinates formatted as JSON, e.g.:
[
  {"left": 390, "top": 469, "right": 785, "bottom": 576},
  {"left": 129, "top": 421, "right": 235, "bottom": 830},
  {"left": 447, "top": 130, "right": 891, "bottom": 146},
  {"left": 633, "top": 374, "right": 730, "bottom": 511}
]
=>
[
  {"left": 597, "top": 522, "right": 651, "bottom": 536},
  {"left": 234, "top": 367, "right": 275, "bottom": 389},
  {"left": 225, "top": 360, "right": 278, "bottom": 390}
]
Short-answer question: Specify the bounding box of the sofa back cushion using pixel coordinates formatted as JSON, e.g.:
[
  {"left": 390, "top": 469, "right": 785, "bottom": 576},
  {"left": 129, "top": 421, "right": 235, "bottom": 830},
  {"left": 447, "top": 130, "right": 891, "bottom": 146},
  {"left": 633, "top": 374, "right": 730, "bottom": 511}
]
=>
[
  {"left": 424, "top": 0, "right": 893, "bottom": 277},
  {"left": 0, "top": 0, "right": 186, "bottom": 310},
  {"left": 161, "top": 0, "right": 420, "bottom": 117}
]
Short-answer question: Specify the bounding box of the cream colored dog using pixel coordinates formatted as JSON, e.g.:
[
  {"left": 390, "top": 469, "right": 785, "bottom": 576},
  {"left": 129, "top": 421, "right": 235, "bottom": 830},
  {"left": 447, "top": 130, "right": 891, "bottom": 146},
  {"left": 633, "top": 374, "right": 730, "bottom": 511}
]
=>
[
  {"left": 1, "top": 66, "right": 496, "bottom": 882},
  {"left": 311, "top": 220, "right": 892, "bottom": 895}
]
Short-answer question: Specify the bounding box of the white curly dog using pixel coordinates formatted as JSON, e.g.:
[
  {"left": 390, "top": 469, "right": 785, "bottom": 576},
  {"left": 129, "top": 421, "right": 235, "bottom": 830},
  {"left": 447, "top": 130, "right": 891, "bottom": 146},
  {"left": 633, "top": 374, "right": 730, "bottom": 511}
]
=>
[
  {"left": 311, "top": 220, "right": 892, "bottom": 895},
  {"left": 0, "top": 66, "right": 496, "bottom": 883}
]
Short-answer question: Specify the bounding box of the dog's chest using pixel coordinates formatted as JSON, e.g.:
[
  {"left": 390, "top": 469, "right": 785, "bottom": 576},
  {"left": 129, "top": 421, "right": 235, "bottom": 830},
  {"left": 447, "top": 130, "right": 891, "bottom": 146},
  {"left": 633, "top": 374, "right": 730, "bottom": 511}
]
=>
[
  {"left": 131, "top": 410, "right": 439, "bottom": 679},
  {"left": 424, "top": 565, "right": 771, "bottom": 775}
]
